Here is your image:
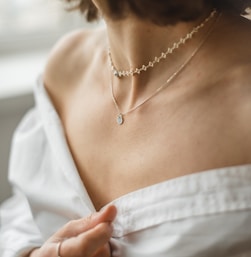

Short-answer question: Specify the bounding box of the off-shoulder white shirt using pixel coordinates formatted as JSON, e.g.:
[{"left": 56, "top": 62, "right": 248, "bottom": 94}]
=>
[{"left": 1, "top": 78, "right": 251, "bottom": 257}]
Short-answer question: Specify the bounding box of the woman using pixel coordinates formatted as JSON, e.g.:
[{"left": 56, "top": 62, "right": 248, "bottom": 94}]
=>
[{"left": 1, "top": 0, "right": 251, "bottom": 256}]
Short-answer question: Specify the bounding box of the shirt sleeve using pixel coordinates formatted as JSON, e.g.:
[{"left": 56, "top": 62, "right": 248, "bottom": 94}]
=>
[
  {"left": 0, "top": 109, "right": 44, "bottom": 257},
  {"left": 0, "top": 189, "right": 43, "bottom": 257}
]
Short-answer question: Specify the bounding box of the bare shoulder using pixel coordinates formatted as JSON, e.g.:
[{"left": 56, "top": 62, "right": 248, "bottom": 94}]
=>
[
  {"left": 226, "top": 16, "right": 251, "bottom": 154},
  {"left": 43, "top": 26, "right": 106, "bottom": 93},
  {"left": 214, "top": 14, "right": 251, "bottom": 90},
  {"left": 229, "top": 15, "right": 251, "bottom": 91},
  {"left": 224, "top": 15, "right": 251, "bottom": 113},
  {"left": 205, "top": 14, "right": 251, "bottom": 154}
]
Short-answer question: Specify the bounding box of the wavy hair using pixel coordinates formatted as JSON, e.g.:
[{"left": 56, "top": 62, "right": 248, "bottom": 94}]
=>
[{"left": 64, "top": 0, "right": 251, "bottom": 25}]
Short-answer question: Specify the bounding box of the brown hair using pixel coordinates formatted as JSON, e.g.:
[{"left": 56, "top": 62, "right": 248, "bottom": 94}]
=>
[{"left": 65, "top": 0, "right": 251, "bottom": 25}]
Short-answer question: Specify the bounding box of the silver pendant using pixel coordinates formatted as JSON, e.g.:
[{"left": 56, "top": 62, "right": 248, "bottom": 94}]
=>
[{"left": 117, "top": 114, "right": 124, "bottom": 125}]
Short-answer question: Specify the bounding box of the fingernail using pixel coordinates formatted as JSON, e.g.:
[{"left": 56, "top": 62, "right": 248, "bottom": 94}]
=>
[
  {"left": 99, "top": 205, "right": 110, "bottom": 213},
  {"left": 92, "top": 206, "right": 108, "bottom": 219}
]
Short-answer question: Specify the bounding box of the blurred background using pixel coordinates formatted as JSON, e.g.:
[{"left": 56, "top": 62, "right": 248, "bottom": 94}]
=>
[{"left": 0, "top": 0, "right": 99, "bottom": 203}]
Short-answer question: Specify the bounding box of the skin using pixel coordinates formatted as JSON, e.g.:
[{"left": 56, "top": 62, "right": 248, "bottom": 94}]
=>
[
  {"left": 29, "top": 1, "right": 251, "bottom": 256},
  {"left": 29, "top": 205, "right": 116, "bottom": 257}
]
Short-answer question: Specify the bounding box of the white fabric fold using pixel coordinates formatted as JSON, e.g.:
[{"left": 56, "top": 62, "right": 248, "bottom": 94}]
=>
[{"left": 1, "top": 77, "right": 251, "bottom": 257}]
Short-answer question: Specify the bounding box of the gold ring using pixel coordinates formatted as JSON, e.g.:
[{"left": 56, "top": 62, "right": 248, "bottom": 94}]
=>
[{"left": 57, "top": 241, "right": 63, "bottom": 257}]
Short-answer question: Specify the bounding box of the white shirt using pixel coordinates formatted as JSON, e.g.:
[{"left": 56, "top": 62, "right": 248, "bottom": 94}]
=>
[{"left": 1, "top": 78, "right": 251, "bottom": 257}]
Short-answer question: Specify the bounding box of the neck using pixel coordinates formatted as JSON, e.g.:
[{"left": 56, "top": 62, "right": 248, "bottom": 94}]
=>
[
  {"left": 106, "top": 10, "right": 213, "bottom": 76},
  {"left": 103, "top": 9, "right": 217, "bottom": 110}
]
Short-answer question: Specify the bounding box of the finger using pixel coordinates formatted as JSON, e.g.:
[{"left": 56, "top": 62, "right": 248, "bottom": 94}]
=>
[
  {"left": 95, "top": 205, "right": 117, "bottom": 225},
  {"left": 79, "top": 223, "right": 113, "bottom": 257},
  {"left": 60, "top": 222, "right": 113, "bottom": 257},
  {"left": 53, "top": 205, "right": 117, "bottom": 239},
  {"left": 92, "top": 244, "right": 111, "bottom": 257}
]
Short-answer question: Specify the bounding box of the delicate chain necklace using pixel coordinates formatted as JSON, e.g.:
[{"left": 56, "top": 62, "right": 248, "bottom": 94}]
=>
[
  {"left": 110, "top": 12, "right": 220, "bottom": 125},
  {"left": 108, "top": 9, "right": 217, "bottom": 78}
]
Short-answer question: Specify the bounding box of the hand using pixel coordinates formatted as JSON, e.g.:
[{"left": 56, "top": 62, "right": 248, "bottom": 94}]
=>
[{"left": 29, "top": 205, "right": 117, "bottom": 257}]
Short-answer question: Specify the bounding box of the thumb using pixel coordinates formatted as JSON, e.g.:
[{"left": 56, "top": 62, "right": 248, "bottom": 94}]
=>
[
  {"left": 95, "top": 205, "right": 117, "bottom": 224},
  {"left": 53, "top": 205, "right": 117, "bottom": 239}
]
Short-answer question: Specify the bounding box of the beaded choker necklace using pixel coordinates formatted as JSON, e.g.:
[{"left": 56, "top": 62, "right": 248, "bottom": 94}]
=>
[
  {"left": 108, "top": 10, "right": 217, "bottom": 78},
  {"left": 109, "top": 11, "right": 220, "bottom": 125}
]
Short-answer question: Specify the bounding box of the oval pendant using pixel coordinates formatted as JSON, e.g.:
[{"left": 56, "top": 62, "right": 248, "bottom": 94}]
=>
[{"left": 117, "top": 114, "right": 124, "bottom": 125}]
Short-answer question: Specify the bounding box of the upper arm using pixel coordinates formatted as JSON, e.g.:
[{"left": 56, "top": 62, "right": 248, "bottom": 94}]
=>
[{"left": 0, "top": 188, "right": 43, "bottom": 257}]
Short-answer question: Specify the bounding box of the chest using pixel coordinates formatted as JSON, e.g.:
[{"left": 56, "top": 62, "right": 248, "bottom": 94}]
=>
[{"left": 62, "top": 84, "right": 251, "bottom": 210}]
